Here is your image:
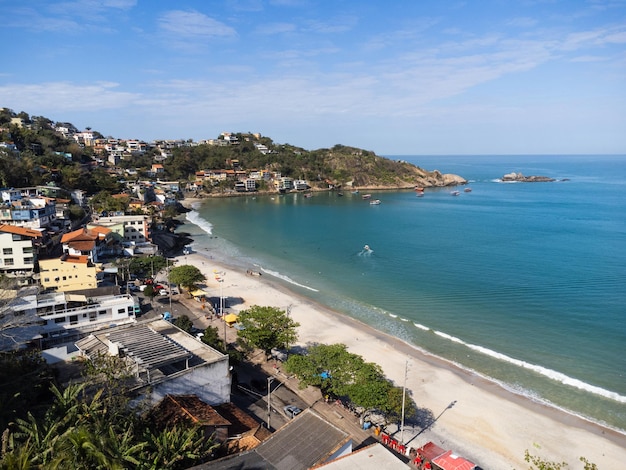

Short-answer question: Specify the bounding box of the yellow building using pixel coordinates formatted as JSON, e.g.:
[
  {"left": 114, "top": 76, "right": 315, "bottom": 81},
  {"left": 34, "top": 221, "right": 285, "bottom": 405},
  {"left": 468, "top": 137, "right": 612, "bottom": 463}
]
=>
[{"left": 39, "top": 254, "right": 99, "bottom": 292}]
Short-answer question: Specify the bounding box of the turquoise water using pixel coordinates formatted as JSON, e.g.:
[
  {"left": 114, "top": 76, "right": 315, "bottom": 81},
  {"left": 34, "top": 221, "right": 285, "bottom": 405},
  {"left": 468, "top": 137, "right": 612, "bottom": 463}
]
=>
[{"left": 181, "top": 155, "right": 626, "bottom": 431}]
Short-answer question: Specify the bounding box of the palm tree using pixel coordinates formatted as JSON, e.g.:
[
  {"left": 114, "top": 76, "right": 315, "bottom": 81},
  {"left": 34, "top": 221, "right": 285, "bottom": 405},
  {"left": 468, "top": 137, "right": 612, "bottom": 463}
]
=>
[{"left": 143, "top": 425, "right": 217, "bottom": 470}]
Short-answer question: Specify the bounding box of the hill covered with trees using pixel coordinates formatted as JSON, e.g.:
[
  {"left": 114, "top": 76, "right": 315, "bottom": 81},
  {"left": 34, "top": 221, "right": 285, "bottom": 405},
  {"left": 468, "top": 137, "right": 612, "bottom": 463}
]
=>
[{"left": 0, "top": 108, "right": 465, "bottom": 192}]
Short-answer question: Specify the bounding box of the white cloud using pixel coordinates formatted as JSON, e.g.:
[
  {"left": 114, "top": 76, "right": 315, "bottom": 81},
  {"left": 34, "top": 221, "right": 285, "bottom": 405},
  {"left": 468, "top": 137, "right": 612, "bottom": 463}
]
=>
[
  {"left": 0, "top": 82, "right": 139, "bottom": 113},
  {"left": 158, "top": 10, "right": 237, "bottom": 39}
]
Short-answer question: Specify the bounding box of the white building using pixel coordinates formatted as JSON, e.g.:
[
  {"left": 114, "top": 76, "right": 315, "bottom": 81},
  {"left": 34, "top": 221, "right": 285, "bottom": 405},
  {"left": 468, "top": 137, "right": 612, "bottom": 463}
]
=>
[
  {"left": 76, "top": 319, "right": 231, "bottom": 406},
  {"left": 0, "top": 287, "right": 138, "bottom": 350}
]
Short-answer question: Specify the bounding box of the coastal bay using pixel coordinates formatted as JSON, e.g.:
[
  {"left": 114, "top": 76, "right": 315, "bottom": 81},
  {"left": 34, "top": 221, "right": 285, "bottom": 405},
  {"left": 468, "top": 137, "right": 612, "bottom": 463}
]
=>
[
  {"left": 178, "top": 154, "right": 626, "bottom": 467},
  {"left": 177, "top": 249, "right": 626, "bottom": 469}
]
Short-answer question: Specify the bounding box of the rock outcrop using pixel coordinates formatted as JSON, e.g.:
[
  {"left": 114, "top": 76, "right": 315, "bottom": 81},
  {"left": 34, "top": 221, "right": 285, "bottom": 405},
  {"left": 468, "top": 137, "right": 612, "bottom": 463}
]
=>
[{"left": 501, "top": 172, "right": 555, "bottom": 182}]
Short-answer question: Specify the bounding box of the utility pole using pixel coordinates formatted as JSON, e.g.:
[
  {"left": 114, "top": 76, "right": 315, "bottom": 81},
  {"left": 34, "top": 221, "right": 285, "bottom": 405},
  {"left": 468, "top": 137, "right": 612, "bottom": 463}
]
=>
[
  {"left": 400, "top": 360, "right": 408, "bottom": 444},
  {"left": 266, "top": 377, "right": 284, "bottom": 431},
  {"left": 267, "top": 377, "right": 273, "bottom": 430}
]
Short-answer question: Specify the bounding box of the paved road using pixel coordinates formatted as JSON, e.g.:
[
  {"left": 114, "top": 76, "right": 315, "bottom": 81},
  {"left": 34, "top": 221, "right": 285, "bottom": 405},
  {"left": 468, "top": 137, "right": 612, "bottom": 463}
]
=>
[{"left": 135, "top": 290, "right": 392, "bottom": 452}]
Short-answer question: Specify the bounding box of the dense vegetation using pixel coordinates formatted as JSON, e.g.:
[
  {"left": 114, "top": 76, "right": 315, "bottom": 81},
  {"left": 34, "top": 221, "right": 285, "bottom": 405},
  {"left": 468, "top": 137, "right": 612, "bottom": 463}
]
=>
[
  {"left": 0, "top": 355, "right": 216, "bottom": 469},
  {"left": 1, "top": 108, "right": 462, "bottom": 193}
]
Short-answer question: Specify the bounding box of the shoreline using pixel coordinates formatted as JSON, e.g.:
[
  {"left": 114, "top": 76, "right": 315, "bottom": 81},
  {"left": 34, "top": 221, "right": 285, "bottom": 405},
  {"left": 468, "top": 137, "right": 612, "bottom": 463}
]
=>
[{"left": 175, "top": 247, "right": 626, "bottom": 469}]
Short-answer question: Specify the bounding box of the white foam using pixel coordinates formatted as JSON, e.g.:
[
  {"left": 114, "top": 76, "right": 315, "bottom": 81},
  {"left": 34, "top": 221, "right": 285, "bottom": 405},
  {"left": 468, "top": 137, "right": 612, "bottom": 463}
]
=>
[
  {"left": 186, "top": 210, "right": 213, "bottom": 235},
  {"left": 467, "top": 343, "right": 626, "bottom": 404},
  {"left": 413, "top": 322, "right": 430, "bottom": 331},
  {"left": 257, "top": 266, "right": 319, "bottom": 292},
  {"left": 431, "top": 329, "right": 626, "bottom": 404}
]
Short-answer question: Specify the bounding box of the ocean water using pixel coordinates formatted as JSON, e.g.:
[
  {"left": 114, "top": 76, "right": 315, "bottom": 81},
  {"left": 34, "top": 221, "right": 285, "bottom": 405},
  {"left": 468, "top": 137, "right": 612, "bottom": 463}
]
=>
[{"left": 180, "top": 155, "right": 626, "bottom": 431}]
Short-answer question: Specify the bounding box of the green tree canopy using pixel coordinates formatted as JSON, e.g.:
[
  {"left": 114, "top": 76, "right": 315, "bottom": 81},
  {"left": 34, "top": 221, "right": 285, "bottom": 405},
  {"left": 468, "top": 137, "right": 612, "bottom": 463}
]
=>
[
  {"left": 168, "top": 265, "right": 206, "bottom": 292},
  {"left": 236, "top": 305, "right": 299, "bottom": 355},
  {"left": 284, "top": 343, "right": 415, "bottom": 421},
  {"left": 173, "top": 315, "right": 194, "bottom": 333}
]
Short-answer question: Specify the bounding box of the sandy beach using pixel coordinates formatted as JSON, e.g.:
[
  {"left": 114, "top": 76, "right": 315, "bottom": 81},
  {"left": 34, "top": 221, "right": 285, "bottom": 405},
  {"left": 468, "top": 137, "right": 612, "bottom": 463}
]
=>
[{"left": 178, "top": 250, "right": 626, "bottom": 469}]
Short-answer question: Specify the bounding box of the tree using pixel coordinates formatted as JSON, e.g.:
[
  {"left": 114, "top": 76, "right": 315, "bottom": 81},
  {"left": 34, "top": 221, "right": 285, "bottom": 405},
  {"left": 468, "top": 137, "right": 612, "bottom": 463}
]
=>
[
  {"left": 200, "top": 325, "right": 225, "bottom": 352},
  {"left": 168, "top": 265, "right": 206, "bottom": 292},
  {"left": 236, "top": 305, "right": 299, "bottom": 355},
  {"left": 284, "top": 343, "right": 416, "bottom": 422},
  {"left": 173, "top": 315, "right": 193, "bottom": 333}
]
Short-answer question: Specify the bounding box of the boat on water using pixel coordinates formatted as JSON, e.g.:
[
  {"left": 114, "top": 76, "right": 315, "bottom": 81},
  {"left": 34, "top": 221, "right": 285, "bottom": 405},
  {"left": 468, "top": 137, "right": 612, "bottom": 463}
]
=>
[
  {"left": 337, "top": 192, "right": 344, "bottom": 196},
  {"left": 362, "top": 194, "right": 372, "bottom": 200},
  {"left": 464, "top": 187, "right": 472, "bottom": 192},
  {"left": 370, "top": 199, "right": 381, "bottom": 205},
  {"left": 351, "top": 190, "right": 359, "bottom": 194},
  {"left": 450, "top": 190, "right": 460, "bottom": 196},
  {"left": 304, "top": 193, "right": 313, "bottom": 198},
  {"left": 415, "top": 186, "right": 424, "bottom": 193}
]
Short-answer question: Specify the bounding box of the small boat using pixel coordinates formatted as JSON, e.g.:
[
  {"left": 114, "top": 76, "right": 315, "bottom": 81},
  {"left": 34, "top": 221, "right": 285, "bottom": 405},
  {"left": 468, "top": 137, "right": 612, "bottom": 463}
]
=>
[
  {"left": 304, "top": 193, "right": 313, "bottom": 198},
  {"left": 450, "top": 191, "right": 460, "bottom": 196},
  {"left": 415, "top": 186, "right": 424, "bottom": 193},
  {"left": 464, "top": 187, "right": 472, "bottom": 192},
  {"left": 362, "top": 194, "right": 372, "bottom": 200},
  {"left": 337, "top": 192, "right": 344, "bottom": 196},
  {"left": 351, "top": 190, "right": 359, "bottom": 194},
  {"left": 369, "top": 199, "right": 381, "bottom": 205}
]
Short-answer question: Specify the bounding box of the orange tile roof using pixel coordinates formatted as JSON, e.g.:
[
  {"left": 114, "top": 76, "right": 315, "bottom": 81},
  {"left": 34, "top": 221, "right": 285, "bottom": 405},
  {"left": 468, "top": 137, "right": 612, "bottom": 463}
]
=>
[
  {"left": 0, "top": 224, "right": 42, "bottom": 238},
  {"left": 67, "top": 240, "right": 95, "bottom": 251},
  {"left": 62, "top": 255, "right": 89, "bottom": 264},
  {"left": 61, "top": 226, "right": 110, "bottom": 243}
]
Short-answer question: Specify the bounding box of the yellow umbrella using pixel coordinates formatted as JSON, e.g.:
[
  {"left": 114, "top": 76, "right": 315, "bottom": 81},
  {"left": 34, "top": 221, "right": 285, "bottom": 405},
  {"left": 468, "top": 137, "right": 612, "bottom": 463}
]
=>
[{"left": 223, "top": 313, "right": 239, "bottom": 323}]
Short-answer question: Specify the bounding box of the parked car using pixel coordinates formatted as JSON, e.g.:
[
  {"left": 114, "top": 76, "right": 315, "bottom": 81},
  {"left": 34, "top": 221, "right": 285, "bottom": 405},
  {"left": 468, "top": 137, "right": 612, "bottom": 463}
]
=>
[{"left": 283, "top": 405, "right": 302, "bottom": 419}]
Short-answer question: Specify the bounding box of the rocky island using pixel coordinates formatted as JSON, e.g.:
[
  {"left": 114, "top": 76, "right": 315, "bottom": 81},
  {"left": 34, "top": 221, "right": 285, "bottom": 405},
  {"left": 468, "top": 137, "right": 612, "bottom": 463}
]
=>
[{"left": 501, "top": 172, "right": 556, "bottom": 182}]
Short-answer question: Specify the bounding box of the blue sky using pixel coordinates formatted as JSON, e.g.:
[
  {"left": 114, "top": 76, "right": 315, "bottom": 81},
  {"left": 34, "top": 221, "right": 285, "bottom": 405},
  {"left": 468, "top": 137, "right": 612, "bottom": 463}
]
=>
[{"left": 1, "top": 0, "right": 625, "bottom": 155}]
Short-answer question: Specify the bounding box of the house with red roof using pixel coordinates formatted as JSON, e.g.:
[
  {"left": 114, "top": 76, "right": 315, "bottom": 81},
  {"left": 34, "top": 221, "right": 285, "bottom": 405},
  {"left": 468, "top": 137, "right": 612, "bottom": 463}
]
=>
[{"left": 60, "top": 226, "right": 113, "bottom": 263}]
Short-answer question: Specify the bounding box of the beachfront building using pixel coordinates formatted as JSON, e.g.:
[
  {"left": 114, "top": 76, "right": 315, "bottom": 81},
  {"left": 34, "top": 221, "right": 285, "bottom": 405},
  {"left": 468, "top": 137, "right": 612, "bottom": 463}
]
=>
[
  {"left": 38, "top": 254, "right": 100, "bottom": 292},
  {"left": 0, "top": 287, "right": 138, "bottom": 351},
  {"left": 275, "top": 177, "right": 294, "bottom": 192},
  {"left": 75, "top": 319, "right": 231, "bottom": 406},
  {"left": 293, "top": 179, "right": 309, "bottom": 191},
  {"left": 0, "top": 224, "right": 43, "bottom": 286}
]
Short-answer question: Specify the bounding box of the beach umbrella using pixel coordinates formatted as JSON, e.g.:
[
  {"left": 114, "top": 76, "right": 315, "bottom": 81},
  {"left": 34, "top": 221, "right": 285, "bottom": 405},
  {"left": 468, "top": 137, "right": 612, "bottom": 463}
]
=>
[{"left": 224, "top": 313, "right": 239, "bottom": 323}]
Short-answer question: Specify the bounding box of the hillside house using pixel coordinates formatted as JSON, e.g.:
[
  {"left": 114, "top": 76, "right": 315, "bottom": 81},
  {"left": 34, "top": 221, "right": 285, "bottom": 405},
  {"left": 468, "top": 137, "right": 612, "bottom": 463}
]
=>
[
  {"left": 60, "top": 226, "right": 113, "bottom": 263},
  {"left": 0, "top": 224, "right": 43, "bottom": 285}
]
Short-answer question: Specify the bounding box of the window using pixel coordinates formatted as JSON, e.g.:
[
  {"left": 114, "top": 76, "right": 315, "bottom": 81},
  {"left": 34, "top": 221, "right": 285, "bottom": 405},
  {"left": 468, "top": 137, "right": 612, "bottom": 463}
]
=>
[
  {"left": 4, "top": 258, "right": 14, "bottom": 266},
  {"left": 117, "top": 308, "right": 125, "bottom": 314},
  {"left": 99, "top": 310, "right": 106, "bottom": 316},
  {"left": 89, "top": 311, "right": 97, "bottom": 321},
  {"left": 69, "top": 315, "right": 78, "bottom": 325},
  {"left": 3, "top": 248, "right": 12, "bottom": 255},
  {"left": 24, "top": 257, "right": 33, "bottom": 265},
  {"left": 54, "top": 317, "right": 65, "bottom": 323},
  {"left": 22, "top": 247, "right": 33, "bottom": 254}
]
